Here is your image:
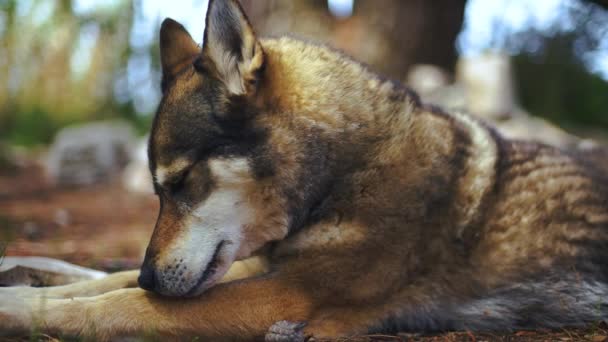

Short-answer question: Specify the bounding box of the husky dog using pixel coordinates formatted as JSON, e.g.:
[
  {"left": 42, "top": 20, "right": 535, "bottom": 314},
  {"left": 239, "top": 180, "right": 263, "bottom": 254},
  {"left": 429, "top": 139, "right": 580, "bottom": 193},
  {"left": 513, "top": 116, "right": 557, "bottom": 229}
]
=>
[{"left": 2, "top": 0, "right": 608, "bottom": 340}]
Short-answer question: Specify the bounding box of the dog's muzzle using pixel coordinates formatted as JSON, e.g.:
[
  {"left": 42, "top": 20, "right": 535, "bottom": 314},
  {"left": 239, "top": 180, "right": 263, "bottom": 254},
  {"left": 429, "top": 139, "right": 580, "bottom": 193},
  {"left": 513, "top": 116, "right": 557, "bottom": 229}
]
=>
[{"left": 137, "top": 241, "right": 229, "bottom": 297}]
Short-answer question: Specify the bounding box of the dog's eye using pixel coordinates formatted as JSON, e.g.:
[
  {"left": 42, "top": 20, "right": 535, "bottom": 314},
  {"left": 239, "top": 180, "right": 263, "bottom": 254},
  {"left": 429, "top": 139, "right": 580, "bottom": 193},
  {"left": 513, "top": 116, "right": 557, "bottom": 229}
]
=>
[
  {"left": 193, "top": 56, "right": 205, "bottom": 73},
  {"left": 168, "top": 168, "right": 191, "bottom": 195}
]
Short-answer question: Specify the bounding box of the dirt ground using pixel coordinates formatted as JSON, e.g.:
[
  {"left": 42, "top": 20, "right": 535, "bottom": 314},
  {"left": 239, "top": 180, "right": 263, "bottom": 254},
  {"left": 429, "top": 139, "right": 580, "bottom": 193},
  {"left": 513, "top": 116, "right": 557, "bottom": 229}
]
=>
[
  {"left": 0, "top": 161, "right": 157, "bottom": 272},
  {"left": 1, "top": 161, "right": 608, "bottom": 341}
]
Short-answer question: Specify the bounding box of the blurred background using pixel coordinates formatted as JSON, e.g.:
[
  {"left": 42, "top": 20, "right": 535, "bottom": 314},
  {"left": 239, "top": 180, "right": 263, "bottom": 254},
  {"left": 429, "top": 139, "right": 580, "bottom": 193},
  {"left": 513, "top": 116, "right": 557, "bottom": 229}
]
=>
[{"left": 0, "top": 0, "right": 607, "bottom": 275}]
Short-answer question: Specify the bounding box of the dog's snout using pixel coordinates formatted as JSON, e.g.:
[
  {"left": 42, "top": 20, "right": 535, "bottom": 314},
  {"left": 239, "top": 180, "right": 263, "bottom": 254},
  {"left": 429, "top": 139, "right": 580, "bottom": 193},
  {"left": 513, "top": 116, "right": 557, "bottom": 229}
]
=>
[{"left": 138, "top": 260, "right": 156, "bottom": 292}]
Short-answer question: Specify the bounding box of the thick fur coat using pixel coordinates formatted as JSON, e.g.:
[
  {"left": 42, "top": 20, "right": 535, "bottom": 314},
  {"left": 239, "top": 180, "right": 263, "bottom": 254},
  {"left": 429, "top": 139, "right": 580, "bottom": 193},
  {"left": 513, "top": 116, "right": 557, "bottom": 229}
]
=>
[{"left": 1, "top": 0, "right": 608, "bottom": 340}]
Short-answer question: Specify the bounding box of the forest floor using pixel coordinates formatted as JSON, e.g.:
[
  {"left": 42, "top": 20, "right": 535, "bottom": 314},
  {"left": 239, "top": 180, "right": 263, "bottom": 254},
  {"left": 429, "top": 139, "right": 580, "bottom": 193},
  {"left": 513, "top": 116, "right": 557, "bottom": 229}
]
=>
[{"left": 1, "top": 161, "right": 608, "bottom": 342}]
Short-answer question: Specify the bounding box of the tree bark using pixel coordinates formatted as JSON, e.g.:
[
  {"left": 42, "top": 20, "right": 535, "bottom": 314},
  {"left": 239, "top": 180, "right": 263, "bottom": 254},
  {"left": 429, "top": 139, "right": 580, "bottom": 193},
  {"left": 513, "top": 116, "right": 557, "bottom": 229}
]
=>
[{"left": 240, "top": 0, "right": 466, "bottom": 80}]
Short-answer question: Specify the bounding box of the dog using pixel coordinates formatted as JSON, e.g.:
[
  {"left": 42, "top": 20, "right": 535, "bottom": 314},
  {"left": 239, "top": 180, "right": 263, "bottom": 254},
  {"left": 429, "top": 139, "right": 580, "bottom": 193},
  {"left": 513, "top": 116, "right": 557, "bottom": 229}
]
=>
[{"left": 2, "top": 0, "right": 608, "bottom": 340}]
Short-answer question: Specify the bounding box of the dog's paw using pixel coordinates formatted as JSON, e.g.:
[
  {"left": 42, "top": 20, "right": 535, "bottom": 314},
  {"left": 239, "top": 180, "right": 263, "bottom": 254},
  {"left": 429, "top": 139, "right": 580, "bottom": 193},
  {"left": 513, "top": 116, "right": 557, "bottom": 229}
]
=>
[
  {"left": 0, "top": 291, "right": 34, "bottom": 336},
  {"left": 265, "top": 320, "right": 308, "bottom": 342}
]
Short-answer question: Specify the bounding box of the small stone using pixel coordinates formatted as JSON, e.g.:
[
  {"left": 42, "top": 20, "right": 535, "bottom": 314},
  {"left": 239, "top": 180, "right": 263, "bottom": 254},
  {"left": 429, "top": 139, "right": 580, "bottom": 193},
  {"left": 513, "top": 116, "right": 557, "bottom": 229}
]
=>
[
  {"left": 23, "top": 221, "right": 41, "bottom": 241},
  {"left": 54, "top": 209, "right": 70, "bottom": 227},
  {"left": 46, "top": 120, "right": 136, "bottom": 187}
]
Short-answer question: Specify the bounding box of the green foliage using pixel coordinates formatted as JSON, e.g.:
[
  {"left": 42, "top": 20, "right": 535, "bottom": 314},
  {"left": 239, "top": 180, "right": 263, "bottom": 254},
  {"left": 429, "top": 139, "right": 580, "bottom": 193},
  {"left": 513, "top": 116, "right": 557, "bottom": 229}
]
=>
[
  {"left": 0, "top": 104, "right": 152, "bottom": 147},
  {"left": 0, "top": 0, "right": 148, "bottom": 148},
  {"left": 513, "top": 32, "right": 608, "bottom": 131},
  {"left": 1, "top": 108, "right": 67, "bottom": 147}
]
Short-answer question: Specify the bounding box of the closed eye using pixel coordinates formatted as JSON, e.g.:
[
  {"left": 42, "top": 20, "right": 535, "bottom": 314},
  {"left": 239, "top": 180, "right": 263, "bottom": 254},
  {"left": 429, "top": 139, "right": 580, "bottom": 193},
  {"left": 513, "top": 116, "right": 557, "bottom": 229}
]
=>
[
  {"left": 163, "top": 166, "right": 192, "bottom": 195},
  {"left": 166, "top": 168, "right": 192, "bottom": 195}
]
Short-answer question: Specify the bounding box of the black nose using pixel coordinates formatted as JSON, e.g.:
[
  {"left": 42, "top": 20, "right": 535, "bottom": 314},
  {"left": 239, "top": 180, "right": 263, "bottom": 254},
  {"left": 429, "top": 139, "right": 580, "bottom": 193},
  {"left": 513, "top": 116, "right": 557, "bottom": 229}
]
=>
[{"left": 138, "top": 260, "right": 156, "bottom": 291}]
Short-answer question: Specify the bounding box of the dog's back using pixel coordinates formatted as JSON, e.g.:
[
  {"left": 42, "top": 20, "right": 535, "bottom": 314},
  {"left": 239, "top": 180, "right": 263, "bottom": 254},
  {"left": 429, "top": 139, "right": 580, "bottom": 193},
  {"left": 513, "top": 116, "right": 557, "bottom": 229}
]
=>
[
  {"left": 450, "top": 138, "right": 608, "bottom": 330},
  {"left": 258, "top": 37, "right": 608, "bottom": 333}
]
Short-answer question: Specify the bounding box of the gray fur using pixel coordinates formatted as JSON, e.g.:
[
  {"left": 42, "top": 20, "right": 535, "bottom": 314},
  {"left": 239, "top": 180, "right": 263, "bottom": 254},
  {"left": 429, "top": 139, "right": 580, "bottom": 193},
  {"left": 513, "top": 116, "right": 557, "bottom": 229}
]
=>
[{"left": 378, "top": 274, "right": 608, "bottom": 333}]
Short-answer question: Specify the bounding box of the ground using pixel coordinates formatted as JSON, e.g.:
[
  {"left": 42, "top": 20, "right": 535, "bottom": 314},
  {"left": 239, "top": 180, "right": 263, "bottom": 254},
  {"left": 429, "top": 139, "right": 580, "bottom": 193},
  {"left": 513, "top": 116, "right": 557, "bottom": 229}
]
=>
[
  {"left": 1, "top": 161, "right": 608, "bottom": 341},
  {"left": 0, "top": 161, "right": 156, "bottom": 272}
]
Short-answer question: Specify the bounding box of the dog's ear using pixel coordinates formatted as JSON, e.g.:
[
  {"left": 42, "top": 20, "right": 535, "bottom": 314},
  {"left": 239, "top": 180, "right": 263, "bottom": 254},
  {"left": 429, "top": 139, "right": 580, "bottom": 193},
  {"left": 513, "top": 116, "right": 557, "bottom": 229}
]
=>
[
  {"left": 201, "top": 0, "right": 264, "bottom": 95},
  {"left": 159, "top": 18, "right": 200, "bottom": 90}
]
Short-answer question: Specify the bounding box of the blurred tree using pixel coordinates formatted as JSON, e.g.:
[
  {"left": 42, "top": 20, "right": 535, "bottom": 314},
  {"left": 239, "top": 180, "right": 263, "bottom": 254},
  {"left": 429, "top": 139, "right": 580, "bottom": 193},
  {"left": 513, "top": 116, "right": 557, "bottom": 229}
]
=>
[
  {"left": 241, "top": 0, "right": 466, "bottom": 80},
  {"left": 505, "top": 1, "right": 608, "bottom": 133},
  {"left": 352, "top": 0, "right": 466, "bottom": 77},
  {"left": 0, "top": 0, "right": 136, "bottom": 146},
  {"left": 514, "top": 32, "right": 608, "bottom": 132}
]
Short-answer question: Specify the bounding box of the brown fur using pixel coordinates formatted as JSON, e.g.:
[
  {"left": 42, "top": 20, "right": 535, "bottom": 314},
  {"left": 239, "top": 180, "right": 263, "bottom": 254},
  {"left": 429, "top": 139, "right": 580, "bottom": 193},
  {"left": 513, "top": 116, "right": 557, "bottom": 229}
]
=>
[{"left": 2, "top": 0, "right": 608, "bottom": 340}]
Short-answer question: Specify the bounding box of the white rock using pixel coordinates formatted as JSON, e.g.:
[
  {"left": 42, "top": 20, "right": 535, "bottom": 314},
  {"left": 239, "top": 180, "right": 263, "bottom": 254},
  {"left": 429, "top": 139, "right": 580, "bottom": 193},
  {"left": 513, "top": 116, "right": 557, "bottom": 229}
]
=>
[{"left": 46, "top": 121, "right": 135, "bottom": 186}]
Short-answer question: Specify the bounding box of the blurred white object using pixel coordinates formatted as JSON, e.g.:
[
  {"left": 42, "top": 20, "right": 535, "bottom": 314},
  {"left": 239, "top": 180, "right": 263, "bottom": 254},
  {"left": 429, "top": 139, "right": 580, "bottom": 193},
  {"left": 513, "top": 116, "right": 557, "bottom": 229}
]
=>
[
  {"left": 456, "top": 53, "right": 579, "bottom": 147},
  {"left": 0, "top": 256, "right": 107, "bottom": 286},
  {"left": 122, "top": 136, "right": 154, "bottom": 194},
  {"left": 406, "top": 57, "right": 580, "bottom": 149},
  {"left": 457, "top": 53, "right": 516, "bottom": 120},
  {"left": 46, "top": 121, "right": 135, "bottom": 186},
  {"left": 54, "top": 208, "right": 71, "bottom": 227},
  {"left": 406, "top": 64, "right": 450, "bottom": 98},
  {"left": 406, "top": 64, "right": 467, "bottom": 112},
  {"left": 497, "top": 112, "right": 578, "bottom": 148}
]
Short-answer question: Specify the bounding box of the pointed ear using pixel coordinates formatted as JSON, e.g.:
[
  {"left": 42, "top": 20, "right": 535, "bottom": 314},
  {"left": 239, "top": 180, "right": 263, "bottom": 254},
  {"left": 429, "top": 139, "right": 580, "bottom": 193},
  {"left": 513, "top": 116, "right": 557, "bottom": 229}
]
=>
[
  {"left": 159, "top": 18, "right": 200, "bottom": 89},
  {"left": 202, "top": 0, "right": 264, "bottom": 95}
]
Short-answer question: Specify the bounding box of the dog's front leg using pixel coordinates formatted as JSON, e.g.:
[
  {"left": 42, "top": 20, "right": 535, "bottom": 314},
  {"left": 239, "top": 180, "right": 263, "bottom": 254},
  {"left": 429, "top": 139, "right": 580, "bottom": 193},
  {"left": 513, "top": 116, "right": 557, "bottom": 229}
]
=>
[
  {"left": 0, "top": 270, "right": 140, "bottom": 299},
  {"left": 0, "top": 256, "right": 268, "bottom": 300},
  {"left": 1, "top": 274, "right": 313, "bottom": 341}
]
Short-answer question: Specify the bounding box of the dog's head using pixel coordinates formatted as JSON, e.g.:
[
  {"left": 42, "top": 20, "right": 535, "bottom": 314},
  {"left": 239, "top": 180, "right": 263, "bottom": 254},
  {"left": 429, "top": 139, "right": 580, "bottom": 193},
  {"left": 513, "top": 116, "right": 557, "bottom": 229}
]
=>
[{"left": 139, "top": 0, "right": 334, "bottom": 297}]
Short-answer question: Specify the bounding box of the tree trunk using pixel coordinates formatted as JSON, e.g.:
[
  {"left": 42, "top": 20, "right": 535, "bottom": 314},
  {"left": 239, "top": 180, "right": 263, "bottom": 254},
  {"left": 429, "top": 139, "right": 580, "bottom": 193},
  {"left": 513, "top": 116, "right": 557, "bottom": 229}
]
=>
[{"left": 240, "top": 0, "right": 466, "bottom": 80}]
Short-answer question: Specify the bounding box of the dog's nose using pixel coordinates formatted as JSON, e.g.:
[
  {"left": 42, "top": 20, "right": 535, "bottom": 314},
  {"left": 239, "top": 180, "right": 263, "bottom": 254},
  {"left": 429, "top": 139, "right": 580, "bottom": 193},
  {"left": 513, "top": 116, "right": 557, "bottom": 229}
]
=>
[{"left": 138, "top": 261, "right": 156, "bottom": 291}]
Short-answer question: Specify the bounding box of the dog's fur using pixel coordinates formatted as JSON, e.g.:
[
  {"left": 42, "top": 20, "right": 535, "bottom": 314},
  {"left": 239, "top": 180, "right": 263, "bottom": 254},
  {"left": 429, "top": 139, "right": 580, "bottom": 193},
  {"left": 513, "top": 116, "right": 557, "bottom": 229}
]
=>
[{"left": 2, "top": 0, "right": 608, "bottom": 340}]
